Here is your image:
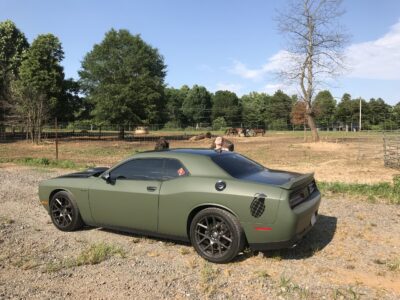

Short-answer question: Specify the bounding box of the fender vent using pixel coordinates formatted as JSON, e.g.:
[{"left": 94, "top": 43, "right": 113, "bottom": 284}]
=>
[{"left": 250, "top": 193, "right": 266, "bottom": 218}]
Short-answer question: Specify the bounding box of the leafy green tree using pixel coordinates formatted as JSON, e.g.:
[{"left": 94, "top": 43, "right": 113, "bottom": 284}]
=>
[
  {"left": 13, "top": 34, "right": 64, "bottom": 143},
  {"left": 240, "top": 92, "right": 268, "bottom": 127},
  {"left": 0, "top": 20, "right": 29, "bottom": 133},
  {"left": 313, "top": 90, "right": 336, "bottom": 129},
  {"left": 52, "top": 78, "right": 84, "bottom": 122},
  {"left": 266, "top": 90, "right": 292, "bottom": 130},
  {"left": 211, "top": 90, "right": 240, "bottom": 125},
  {"left": 212, "top": 116, "right": 227, "bottom": 130},
  {"left": 182, "top": 85, "right": 211, "bottom": 126},
  {"left": 79, "top": 29, "right": 166, "bottom": 139},
  {"left": 164, "top": 85, "right": 190, "bottom": 128},
  {"left": 366, "top": 98, "right": 391, "bottom": 126}
]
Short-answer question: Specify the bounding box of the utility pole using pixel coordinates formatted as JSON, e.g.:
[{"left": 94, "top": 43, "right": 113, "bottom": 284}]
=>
[{"left": 359, "top": 98, "right": 362, "bottom": 131}]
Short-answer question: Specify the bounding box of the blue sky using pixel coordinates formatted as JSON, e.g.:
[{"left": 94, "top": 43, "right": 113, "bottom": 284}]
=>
[{"left": 1, "top": 0, "right": 400, "bottom": 104}]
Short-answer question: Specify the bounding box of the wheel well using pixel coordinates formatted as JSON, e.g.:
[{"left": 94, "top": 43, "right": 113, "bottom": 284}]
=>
[
  {"left": 186, "top": 205, "right": 238, "bottom": 239},
  {"left": 49, "top": 189, "right": 65, "bottom": 202}
]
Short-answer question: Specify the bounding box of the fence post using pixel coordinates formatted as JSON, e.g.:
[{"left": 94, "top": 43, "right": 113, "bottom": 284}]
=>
[{"left": 55, "top": 118, "right": 59, "bottom": 161}]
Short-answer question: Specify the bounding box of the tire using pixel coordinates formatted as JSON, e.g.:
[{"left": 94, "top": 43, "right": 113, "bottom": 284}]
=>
[
  {"left": 189, "top": 208, "right": 245, "bottom": 263},
  {"left": 49, "top": 191, "right": 84, "bottom": 232}
]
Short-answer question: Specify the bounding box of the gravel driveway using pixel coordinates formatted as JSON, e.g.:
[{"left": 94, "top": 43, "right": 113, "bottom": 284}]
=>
[{"left": 0, "top": 165, "right": 399, "bottom": 299}]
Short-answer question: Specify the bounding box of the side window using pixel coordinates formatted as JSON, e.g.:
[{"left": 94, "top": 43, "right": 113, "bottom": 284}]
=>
[
  {"left": 111, "top": 159, "right": 164, "bottom": 180},
  {"left": 163, "top": 159, "right": 189, "bottom": 179}
]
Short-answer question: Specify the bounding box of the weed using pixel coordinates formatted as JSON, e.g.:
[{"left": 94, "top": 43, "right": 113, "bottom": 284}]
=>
[
  {"left": 386, "top": 257, "right": 400, "bottom": 272},
  {"left": 318, "top": 178, "right": 400, "bottom": 205},
  {"left": 76, "top": 242, "right": 126, "bottom": 265},
  {"left": 179, "top": 247, "right": 190, "bottom": 255},
  {"left": 200, "top": 262, "right": 219, "bottom": 295},
  {"left": 0, "top": 157, "right": 79, "bottom": 169},
  {"left": 278, "top": 275, "right": 310, "bottom": 299},
  {"left": 333, "top": 287, "right": 363, "bottom": 300},
  {"left": 256, "top": 270, "right": 270, "bottom": 279}
]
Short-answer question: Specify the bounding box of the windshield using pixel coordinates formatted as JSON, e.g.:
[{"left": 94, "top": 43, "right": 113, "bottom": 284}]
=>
[{"left": 211, "top": 153, "right": 264, "bottom": 178}]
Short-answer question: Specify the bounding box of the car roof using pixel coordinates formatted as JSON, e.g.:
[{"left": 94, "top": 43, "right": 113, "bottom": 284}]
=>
[
  {"left": 126, "top": 148, "right": 234, "bottom": 178},
  {"left": 140, "top": 148, "right": 233, "bottom": 157}
]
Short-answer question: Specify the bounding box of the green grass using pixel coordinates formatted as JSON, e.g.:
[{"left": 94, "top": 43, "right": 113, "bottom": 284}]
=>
[
  {"left": 0, "top": 157, "right": 93, "bottom": 169},
  {"left": 318, "top": 176, "right": 400, "bottom": 205},
  {"left": 45, "top": 242, "right": 126, "bottom": 272},
  {"left": 75, "top": 242, "right": 126, "bottom": 265}
]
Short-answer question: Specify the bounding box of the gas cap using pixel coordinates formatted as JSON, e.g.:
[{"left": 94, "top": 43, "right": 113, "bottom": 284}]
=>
[{"left": 215, "top": 180, "right": 226, "bottom": 191}]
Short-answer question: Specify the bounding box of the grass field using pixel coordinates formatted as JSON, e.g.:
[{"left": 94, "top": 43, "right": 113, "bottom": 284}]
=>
[{"left": 1, "top": 130, "right": 398, "bottom": 186}]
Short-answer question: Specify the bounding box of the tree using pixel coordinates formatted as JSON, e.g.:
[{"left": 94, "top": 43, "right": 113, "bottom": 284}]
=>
[
  {"left": 367, "top": 98, "right": 391, "bottom": 126},
  {"left": 52, "top": 78, "right": 84, "bottom": 123},
  {"left": 291, "top": 101, "right": 308, "bottom": 139},
  {"left": 0, "top": 20, "right": 29, "bottom": 134},
  {"left": 211, "top": 90, "right": 240, "bottom": 125},
  {"left": 277, "top": 0, "right": 348, "bottom": 141},
  {"left": 13, "top": 34, "right": 64, "bottom": 143},
  {"left": 266, "top": 90, "right": 293, "bottom": 130},
  {"left": 182, "top": 85, "right": 212, "bottom": 126},
  {"left": 79, "top": 29, "right": 166, "bottom": 139},
  {"left": 240, "top": 92, "right": 268, "bottom": 127},
  {"left": 164, "top": 85, "right": 190, "bottom": 128},
  {"left": 313, "top": 90, "right": 336, "bottom": 128}
]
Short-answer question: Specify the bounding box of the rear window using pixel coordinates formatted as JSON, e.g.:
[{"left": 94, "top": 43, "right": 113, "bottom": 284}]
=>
[{"left": 211, "top": 153, "right": 264, "bottom": 178}]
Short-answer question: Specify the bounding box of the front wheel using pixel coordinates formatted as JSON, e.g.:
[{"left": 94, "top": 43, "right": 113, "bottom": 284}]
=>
[
  {"left": 49, "top": 191, "right": 84, "bottom": 231},
  {"left": 190, "top": 208, "right": 245, "bottom": 263}
]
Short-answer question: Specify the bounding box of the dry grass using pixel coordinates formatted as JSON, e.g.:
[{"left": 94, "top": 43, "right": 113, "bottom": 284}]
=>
[{"left": 1, "top": 132, "right": 398, "bottom": 184}]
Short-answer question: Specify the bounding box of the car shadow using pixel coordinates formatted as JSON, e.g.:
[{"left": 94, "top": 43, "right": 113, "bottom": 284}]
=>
[
  {"left": 98, "top": 228, "right": 191, "bottom": 246},
  {"left": 93, "top": 215, "right": 336, "bottom": 263},
  {"left": 236, "top": 214, "right": 337, "bottom": 262}
]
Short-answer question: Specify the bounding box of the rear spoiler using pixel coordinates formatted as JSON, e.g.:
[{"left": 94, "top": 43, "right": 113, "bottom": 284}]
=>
[{"left": 279, "top": 173, "right": 314, "bottom": 190}]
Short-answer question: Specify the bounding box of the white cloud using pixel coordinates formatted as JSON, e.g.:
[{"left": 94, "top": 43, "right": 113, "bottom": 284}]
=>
[
  {"left": 230, "top": 19, "right": 400, "bottom": 82},
  {"left": 215, "top": 82, "right": 243, "bottom": 94},
  {"left": 230, "top": 50, "right": 291, "bottom": 81},
  {"left": 346, "top": 19, "right": 400, "bottom": 80}
]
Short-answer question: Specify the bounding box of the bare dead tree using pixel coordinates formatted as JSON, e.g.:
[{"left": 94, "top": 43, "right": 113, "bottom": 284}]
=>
[{"left": 277, "top": 0, "right": 348, "bottom": 141}]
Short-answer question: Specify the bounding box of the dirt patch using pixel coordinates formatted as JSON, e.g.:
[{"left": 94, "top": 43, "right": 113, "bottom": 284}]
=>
[{"left": 0, "top": 166, "right": 399, "bottom": 299}]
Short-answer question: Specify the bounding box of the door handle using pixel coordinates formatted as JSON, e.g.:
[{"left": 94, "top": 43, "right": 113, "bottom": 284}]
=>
[{"left": 147, "top": 186, "right": 157, "bottom": 192}]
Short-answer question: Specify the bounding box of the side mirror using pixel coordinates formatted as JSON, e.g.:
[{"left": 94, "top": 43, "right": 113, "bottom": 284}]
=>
[{"left": 102, "top": 173, "right": 116, "bottom": 185}]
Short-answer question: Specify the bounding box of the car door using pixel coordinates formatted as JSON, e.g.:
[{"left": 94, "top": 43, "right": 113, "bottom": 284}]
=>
[{"left": 89, "top": 158, "right": 163, "bottom": 232}]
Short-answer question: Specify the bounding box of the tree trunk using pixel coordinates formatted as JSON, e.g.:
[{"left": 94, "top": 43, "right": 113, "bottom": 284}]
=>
[
  {"left": 118, "top": 126, "right": 125, "bottom": 140},
  {"left": 306, "top": 113, "right": 319, "bottom": 142}
]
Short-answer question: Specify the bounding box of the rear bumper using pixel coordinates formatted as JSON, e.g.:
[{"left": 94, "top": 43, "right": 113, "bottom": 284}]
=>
[{"left": 249, "top": 214, "right": 316, "bottom": 251}]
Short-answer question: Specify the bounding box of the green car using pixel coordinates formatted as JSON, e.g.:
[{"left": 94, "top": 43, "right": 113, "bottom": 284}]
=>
[{"left": 39, "top": 149, "right": 321, "bottom": 263}]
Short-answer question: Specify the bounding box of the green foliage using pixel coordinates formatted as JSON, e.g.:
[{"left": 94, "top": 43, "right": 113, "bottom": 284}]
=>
[
  {"left": 0, "top": 20, "right": 29, "bottom": 124},
  {"left": 318, "top": 179, "right": 400, "bottom": 205},
  {"left": 182, "top": 85, "right": 211, "bottom": 124},
  {"left": 164, "top": 85, "right": 189, "bottom": 126},
  {"left": 79, "top": 29, "right": 166, "bottom": 135},
  {"left": 240, "top": 92, "right": 268, "bottom": 127},
  {"left": 76, "top": 242, "right": 126, "bottom": 265},
  {"left": 211, "top": 90, "right": 240, "bottom": 124},
  {"left": 266, "top": 90, "right": 292, "bottom": 129},
  {"left": 313, "top": 90, "right": 336, "bottom": 128},
  {"left": 0, "top": 157, "right": 78, "bottom": 169},
  {"left": 13, "top": 34, "right": 64, "bottom": 142},
  {"left": 212, "top": 116, "right": 227, "bottom": 130},
  {"left": 52, "top": 78, "right": 84, "bottom": 122}
]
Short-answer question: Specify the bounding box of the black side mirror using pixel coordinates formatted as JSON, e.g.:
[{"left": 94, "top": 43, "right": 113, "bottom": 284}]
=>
[{"left": 102, "top": 173, "right": 116, "bottom": 185}]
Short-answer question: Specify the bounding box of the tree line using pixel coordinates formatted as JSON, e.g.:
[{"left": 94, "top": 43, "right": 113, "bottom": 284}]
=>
[{"left": 1, "top": 20, "right": 399, "bottom": 142}]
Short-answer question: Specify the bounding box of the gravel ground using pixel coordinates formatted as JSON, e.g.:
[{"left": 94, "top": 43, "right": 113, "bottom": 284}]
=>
[{"left": 0, "top": 165, "right": 399, "bottom": 299}]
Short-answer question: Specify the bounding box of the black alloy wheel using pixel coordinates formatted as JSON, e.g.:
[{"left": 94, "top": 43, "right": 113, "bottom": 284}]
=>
[
  {"left": 50, "top": 191, "right": 83, "bottom": 231},
  {"left": 190, "top": 208, "right": 245, "bottom": 263}
]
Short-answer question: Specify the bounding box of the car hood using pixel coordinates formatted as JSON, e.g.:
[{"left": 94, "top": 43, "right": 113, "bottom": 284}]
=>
[
  {"left": 240, "top": 169, "right": 302, "bottom": 186},
  {"left": 57, "top": 167, "right": 109, "bottom": 179}
]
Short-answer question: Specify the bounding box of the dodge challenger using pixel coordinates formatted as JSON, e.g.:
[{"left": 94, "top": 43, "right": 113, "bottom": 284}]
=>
[{"left": 39, "top": 149, "right": 321, "bottom": 263}]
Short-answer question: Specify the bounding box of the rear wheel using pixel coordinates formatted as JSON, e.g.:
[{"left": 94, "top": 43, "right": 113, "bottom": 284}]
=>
[
  {"left": 190, "top": 208, "right": 245, "bottom": 263},
  {"left": 49, "top": 191, "right": 83, "bottom": 231}
]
